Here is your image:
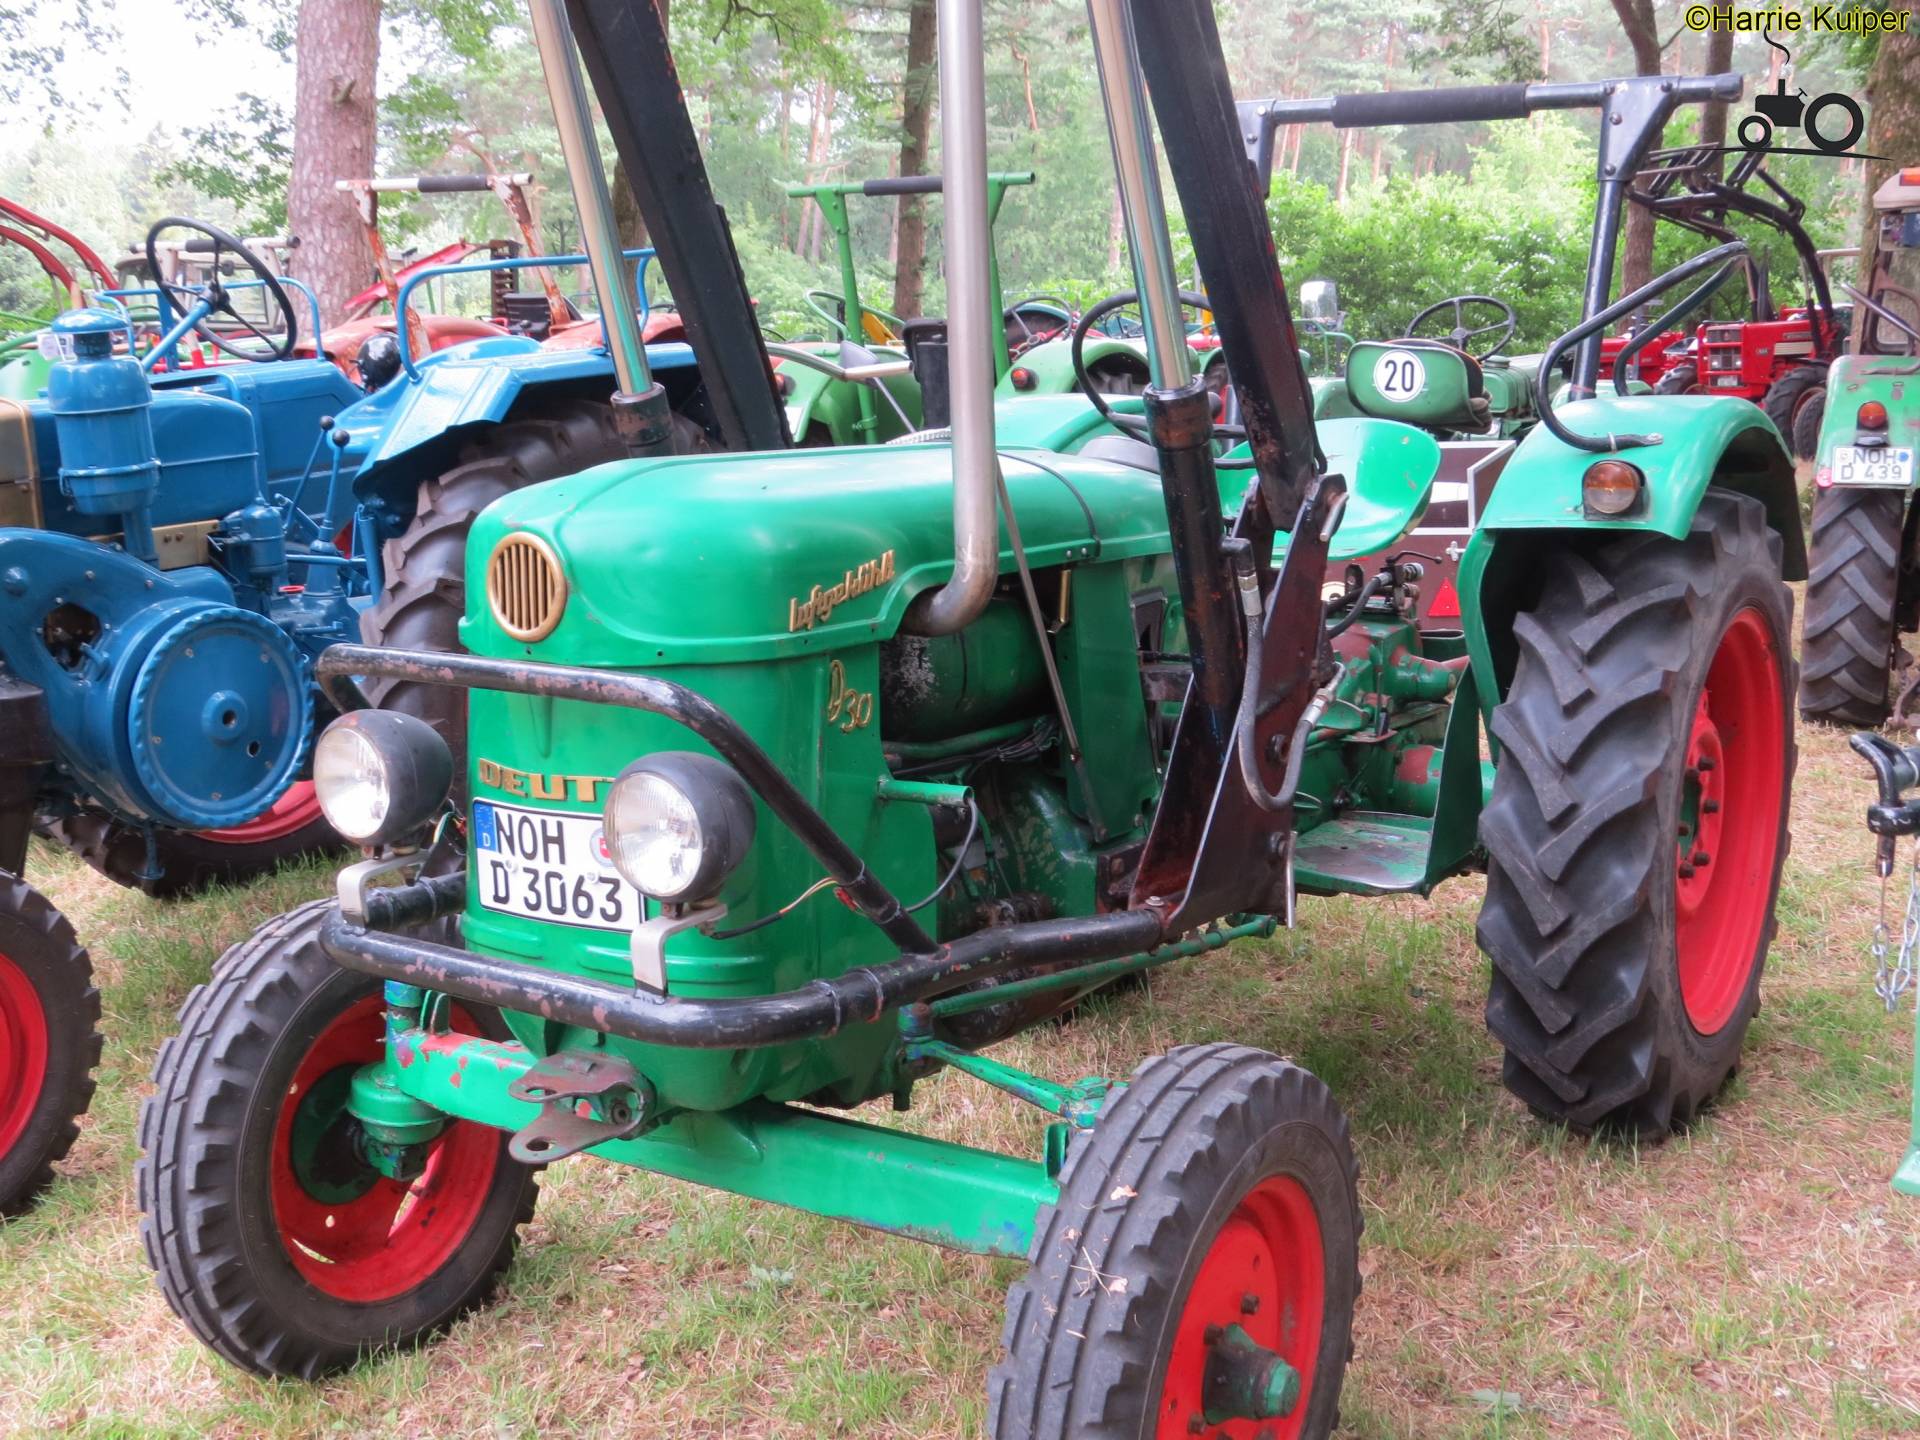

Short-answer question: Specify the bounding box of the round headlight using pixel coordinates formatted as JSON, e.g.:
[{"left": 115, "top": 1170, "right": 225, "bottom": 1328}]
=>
[
  {"left": 604, "top": 752, "right": 755, "bottom": 904},
  {"left": 313, "top": 710, "right": 453, "bottom": 847}
]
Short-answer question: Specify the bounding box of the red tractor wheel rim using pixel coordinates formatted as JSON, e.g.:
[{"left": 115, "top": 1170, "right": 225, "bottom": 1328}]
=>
[
  {"left": 1674, "top": 607, "right": 1787, "bottom": 1035},
  {"left": 193, "top": 781, "right": 324, "bottom": 846},
  {"left": 0, "top": 953, "right": 49, "bottom": 1159},
  {"left": 1159, "top": 1174, "right": 1326, "bottom": 1439},
  {"left": 269, "top": 994, "right": 501, "bottom": 1304}
]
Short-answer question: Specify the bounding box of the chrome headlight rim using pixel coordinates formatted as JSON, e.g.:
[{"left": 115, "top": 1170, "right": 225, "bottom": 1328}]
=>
[
  {"left": 603, "top": 752, "right": 756, "bottom": 905},
  {"left": 312, "top": 710, "right": 453, "bottom": 848}
]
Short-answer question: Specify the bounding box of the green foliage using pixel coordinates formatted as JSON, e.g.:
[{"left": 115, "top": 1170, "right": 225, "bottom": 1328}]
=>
[{"left": 152, "top": 94, "right": 292, "bottom": 234}]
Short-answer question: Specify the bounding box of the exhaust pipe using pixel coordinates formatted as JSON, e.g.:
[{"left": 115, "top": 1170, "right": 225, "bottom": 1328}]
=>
[
  {"left": 903, "top": 0, "right": 1000, "bottom": 636},
  {"left": 527, "top": 0, "right": 674, "bottom": 456}
]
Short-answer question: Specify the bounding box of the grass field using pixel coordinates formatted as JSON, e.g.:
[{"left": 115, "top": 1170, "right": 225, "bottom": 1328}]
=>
[{"left": 3, "top": 681, "right": 1920, "bottom": 1437}]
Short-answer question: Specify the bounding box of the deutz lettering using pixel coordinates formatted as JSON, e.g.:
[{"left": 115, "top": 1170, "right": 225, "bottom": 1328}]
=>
[
  {"left": 475, "top": 758, "right": 611, "bottom": 803},
  {"left": 788, "top": 549, "right": 897, "bottom": 631}
]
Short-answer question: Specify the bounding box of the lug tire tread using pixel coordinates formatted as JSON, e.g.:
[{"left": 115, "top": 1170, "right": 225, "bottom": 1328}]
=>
[
  {"left": 137, "top": 899, "right": 537, "bottom": 1378},
  {"left": 1477, "top": 489, "right": 1795, "bottom": 1134},
  {"left": 0, "top": 873, "right": 99, "bottom": 1214},
  {"left": 358, "top": 400, "right": 626, "bottom": 779},
  {"left": 1800, "top": 485, "right": 1903, "bottom": 727},
  {"left": 988, "top": 1043, "right": 1359, "bottom": 1439}
]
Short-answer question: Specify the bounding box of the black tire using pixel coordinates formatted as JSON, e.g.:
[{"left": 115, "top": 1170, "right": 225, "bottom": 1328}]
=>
[
  {"left": 0, "top": 875, "right": 99, "bottom": 1215},
  {"left": 990, "top": 1044, "right": 1360, "bottom": 1440},
  {"left": 1790, "top": 386, "right": 1825, "bottom": 462},
  {"left": 1478, "top": 489, "right": 1795, "bottom": 1135},
  {"left": 1653, "top": 361, "right": 1699, "bottom": 395},
  {"left": 138, "top": 899, "right": 536, "bottom": 1378},
  {"left": 360, "top": 400, "right": 704, "bottom": 781},
  {"left": 39, "top": 804, "right": 338, "bottom": 900},
  {"left": 1762, "top": 364, "right": 1826, "bottom": 462},
  {"left": 1800, "top": 486, "right": 1904, "bottom": 727}
]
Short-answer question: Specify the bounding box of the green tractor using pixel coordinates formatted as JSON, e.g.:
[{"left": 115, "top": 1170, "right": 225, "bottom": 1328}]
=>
[
  {"left": 774, "top": 169, "right": 1194, "bottom": 444},
  {"left": 1799, "top": 165, "right": 1920, "bottom": 727},
  {"left": 140, "top": 4, "right": 1798, "bottom": 1432}
]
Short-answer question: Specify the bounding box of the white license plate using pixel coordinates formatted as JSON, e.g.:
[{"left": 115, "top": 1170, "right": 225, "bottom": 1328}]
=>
[
  {"left": 472, "top": 800, "right": 641, "bottom": 931},
  {"left": 1830, "top": 445, "right": 1915, "bottom": 488}
]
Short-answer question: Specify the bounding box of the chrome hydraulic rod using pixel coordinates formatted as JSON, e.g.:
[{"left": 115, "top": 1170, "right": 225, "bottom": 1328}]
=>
[{"left": 1085, "top": 0, "right": 1193, "bottom": 392}]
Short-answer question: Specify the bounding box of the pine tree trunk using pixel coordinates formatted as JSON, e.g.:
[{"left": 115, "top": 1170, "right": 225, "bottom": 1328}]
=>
[
  {"left": 891, "top": 0, "right": 937, "bottom": 320},
  {"left": 287, "top": 0, "right": 382, "bottom": 320},
  {"left": 1695, "top": 26, "right": 1734, "bottom": 180},
  {"left": 1608, "top": 0, "right": 1662, "bottom": 299}
]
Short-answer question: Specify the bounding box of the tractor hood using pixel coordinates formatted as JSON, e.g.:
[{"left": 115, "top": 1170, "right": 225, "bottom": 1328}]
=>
[{"left": 461, "top": 443, "right": 1174, "bottom": 666}]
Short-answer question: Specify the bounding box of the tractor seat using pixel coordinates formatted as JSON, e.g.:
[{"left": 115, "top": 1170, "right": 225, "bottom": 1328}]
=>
[
  {"left": 1077, "top": 418, "right": 1441, "bottom": 565},
  {"left": 1346, "top": 338, "right": 1490, "bottom": 433}
]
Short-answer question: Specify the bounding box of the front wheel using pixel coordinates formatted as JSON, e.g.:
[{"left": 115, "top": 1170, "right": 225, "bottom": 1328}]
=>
[
  {"left": 1478, "top": 489, "right": 1795, "bottom": 1134},
  {"left": 990, "top": 1045, "right": 1360, "bottom": 1439},
  {"left": 138, "top": 900, "right": 536, "bottom": 1378},
  {"left": 0, "top": 876, "right": 99, "bottom": 1214}
]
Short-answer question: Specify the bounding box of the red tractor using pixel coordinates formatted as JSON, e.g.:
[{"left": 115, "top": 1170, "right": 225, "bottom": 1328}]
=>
[{"left": 1629, "top": 144, "right": 1844, "bottom": 457}]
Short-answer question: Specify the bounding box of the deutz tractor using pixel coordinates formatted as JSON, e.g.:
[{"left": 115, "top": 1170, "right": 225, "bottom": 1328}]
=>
[
  {"left": 1799, "top": 166, "right": 1920, "bottom": 728},
  {"left": 139, "top": 2, "right": 1799, "bottom": 1432}
]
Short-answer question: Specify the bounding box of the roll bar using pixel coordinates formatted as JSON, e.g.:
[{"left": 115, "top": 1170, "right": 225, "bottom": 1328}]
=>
[{"left": 1238, "top": 72, "right": 1744, "bottom": 395}]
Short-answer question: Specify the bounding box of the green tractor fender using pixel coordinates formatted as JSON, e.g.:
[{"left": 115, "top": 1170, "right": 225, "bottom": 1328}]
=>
[
  {"left": 773, "top": 345, "right": 921, "bottom": 445},
  {"left": 1455, "top": 393, "right": 1806, "bottom": 716}
]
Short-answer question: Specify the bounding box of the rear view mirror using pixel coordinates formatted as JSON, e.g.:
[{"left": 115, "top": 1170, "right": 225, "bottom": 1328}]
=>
[{"left": 1299, "top": 279, "right": 1341, "bottom": 325}]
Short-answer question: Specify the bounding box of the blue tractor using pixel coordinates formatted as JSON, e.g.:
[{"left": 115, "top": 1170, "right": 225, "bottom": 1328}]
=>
[
  {"left": 2, "top": 218, "right": 742, "bottom": 905},
  {"left": 0, "top": 18, "right": 796, "bottom": 1208}
]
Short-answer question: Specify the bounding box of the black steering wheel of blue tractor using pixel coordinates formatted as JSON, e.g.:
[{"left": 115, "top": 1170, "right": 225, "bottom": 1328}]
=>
[
  {"left": 1403, "top": 295, "right": 1516, "bottom": 361},
  {"left": 144, "top": 217, "right": 298, "bottom": 362}
]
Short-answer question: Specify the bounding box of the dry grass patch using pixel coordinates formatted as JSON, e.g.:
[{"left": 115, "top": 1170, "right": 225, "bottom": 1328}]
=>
[{"left": 2, "top": 711, "right": 1918, "bottom": 1437}]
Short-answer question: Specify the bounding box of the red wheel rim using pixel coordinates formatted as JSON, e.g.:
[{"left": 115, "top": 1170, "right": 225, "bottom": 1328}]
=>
[
  {"left": 269, "top": 994, "right": 501, "bottom": 1303},
  {"left": 1674, "top": 606, "right": 1787, "bottom": 1034},
  {"left": 193, "top": 781, "right": 324, "bottom": 846},
  {"left": 0, "top": 953, "right": 49, "bottom": 1160},
  {"left": 1159, "top": 1174, "right": 1326, "bottom": 1439}
]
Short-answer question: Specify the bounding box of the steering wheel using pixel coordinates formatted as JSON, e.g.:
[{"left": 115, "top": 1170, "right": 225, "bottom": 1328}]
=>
[
  {"left": 1004, "top": 294, "right": 1075, "bottom": 353},
  {"left": 144, "top": 217, "right": 298, "bottom": 362},
  {"left": 1402, "top": 295, "right": 1517, "bottom": 360}
]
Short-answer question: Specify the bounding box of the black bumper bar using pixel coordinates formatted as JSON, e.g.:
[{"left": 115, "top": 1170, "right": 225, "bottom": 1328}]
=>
[
  {"left": 320, "top": 884, "right": 1165, "bottom": 1050},
  {"left": 315, "top": 644, "right": 938, "bottom": 956}
]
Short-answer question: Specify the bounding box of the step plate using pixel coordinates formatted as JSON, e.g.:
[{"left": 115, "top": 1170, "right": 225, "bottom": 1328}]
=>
[{"left": 1294, "top": 812, "right": 1433, "bottom": 895}]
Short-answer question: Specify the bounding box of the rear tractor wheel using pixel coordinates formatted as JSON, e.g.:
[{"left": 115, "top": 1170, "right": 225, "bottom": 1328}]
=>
[
  {"left": 139, "top": 900, "right": 536, "bottom": 1377},
  {"left": 1478, "top": 488, "right": 1794, "bottom": 1134},
  {"left": 0, "top": 875, "right": 99, "bottom": 1214},
  {"left": 42, "top": 783, "right": 335, "bottom": 899},
  {"left": 991, "top": 1044, "right": 1360, "bottom": 1439},
  {"left": 1800, "top": 485, "right": 1904, "bottom": 728},
  {"left": 1761, "top": 364, "right": 1826, "bottom": 463}
]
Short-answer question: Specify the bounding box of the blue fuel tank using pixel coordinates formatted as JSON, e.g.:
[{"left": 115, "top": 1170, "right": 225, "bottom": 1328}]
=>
[{"left": 43, "top": 308, "right": 161, "bottom": 562}]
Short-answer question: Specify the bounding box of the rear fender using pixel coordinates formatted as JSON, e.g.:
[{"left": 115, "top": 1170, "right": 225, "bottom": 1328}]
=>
[
  {"left": 1457, "top": 393, "right": 1804, "bottom": 715},
  {"left": 345, "top": 339, "right": 699, "bottom": 511}
]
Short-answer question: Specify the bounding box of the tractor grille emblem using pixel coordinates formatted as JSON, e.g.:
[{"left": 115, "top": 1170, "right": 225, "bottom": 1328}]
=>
[{"left": 487, "top": 532, "right": 568, "bottom": 642}]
